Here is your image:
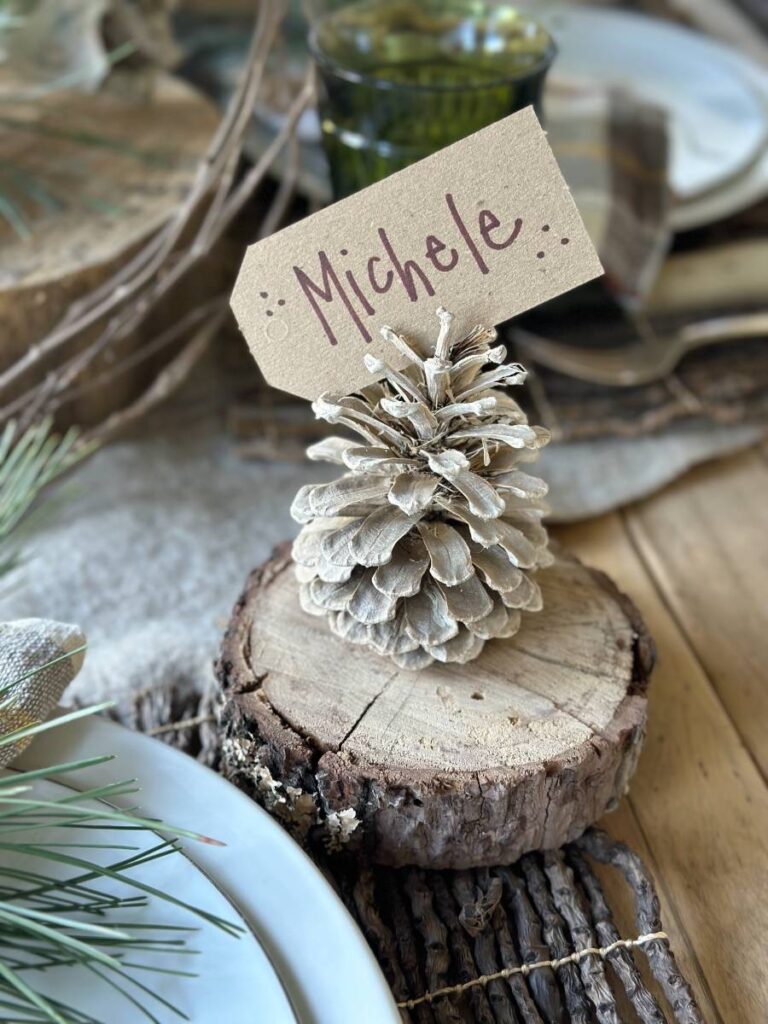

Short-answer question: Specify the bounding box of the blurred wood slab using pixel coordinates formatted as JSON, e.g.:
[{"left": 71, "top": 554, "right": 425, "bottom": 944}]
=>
[
  {"left": 219, "top": 546, "right": 653, "bottom": 869},
  {"left": 556, "top": 461, "right": 768, "bottom": 1023},
  {"left": 0, "top": 72, "right": 219, "bottom": 421}
]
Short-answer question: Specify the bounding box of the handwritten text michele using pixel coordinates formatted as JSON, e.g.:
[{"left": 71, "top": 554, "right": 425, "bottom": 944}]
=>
[{"left": 291, "top": 192, "right": 523, "bottom": 346}]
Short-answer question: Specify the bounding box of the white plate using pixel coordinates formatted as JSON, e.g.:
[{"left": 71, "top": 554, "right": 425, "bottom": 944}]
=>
[
  {"left": 671, "top": 58, "right": 768, "bottom": 231},
  {"left": 15, "top": 716, "right": 399, "bottom": 1024},
  {"left": 537, "top": 5, "right": 768, "bottom": 202},
  {"left": 1, "top": 774, "right": 298, "bottom": 1023}
]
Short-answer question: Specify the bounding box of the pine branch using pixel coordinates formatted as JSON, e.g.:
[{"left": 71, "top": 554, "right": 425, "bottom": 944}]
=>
[
  {"left": 0, "top": 671, "right": 240, "bottom": 1022},
  {"left": 0, "top": 418, "right": 90, "bottom": 579}
]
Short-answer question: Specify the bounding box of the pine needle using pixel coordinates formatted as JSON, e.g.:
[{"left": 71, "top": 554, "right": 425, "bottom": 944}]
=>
[
  {"left": 0, "top": 418, "right": 91, "bottom": 580},
  {"left": 0, "top": 679, "right": 241, "bottom": 1021}
]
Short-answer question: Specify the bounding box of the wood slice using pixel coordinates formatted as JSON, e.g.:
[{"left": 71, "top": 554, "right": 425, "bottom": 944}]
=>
[
  {"left": 218, "top": 544, "right": 654, "bottom": 869},
  {"left": 0, "top": 72, "right": 219, "bottom": 425}
]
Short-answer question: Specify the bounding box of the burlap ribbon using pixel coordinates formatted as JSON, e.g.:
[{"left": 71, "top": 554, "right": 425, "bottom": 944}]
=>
[{"left": 0, "top": 618, "right": 86, "bottom": 767}]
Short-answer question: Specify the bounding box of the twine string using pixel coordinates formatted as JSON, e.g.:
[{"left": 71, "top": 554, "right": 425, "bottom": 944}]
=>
[
  {"left": 397, "top": 930, "right": 669, "bottom": 1009},
  {"left": 147, "top": 713, "right": 216, "bottom": 736}
]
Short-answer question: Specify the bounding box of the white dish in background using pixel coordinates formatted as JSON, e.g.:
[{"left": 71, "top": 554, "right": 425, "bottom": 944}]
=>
[
  {"left": 538, "top": 5, "right": 768, "bottom": 203},
  {"left": 671, "top": 58, "right": 768, "bottom": 231},
  {"left": 15, "top": 716, "right": 399, "bottom": 1024}
]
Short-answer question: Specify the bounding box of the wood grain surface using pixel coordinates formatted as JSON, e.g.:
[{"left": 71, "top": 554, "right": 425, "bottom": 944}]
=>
[{"left": 556, "top": 447, "right": 768, "bottom": 1024}]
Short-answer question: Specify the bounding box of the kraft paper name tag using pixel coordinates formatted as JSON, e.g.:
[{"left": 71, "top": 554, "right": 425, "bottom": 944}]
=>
[{"left": 231, "top": 106, "right": 602, "bottom": 400}]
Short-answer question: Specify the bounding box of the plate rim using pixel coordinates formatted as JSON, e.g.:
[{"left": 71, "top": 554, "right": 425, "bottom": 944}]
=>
[
  {"left": 15, "top": 714, "right": 400, "bottom": 1024},
  {"left": 538, "top": 3, "right": 768, "bottom": 200},
  {"left": 671, "top": 58, "right": 768, "bottom": 230},
  {"left": 0, "top": 767, "right": 301, "bottom": 1024},
  {"left": 535, "top": 3, "right": 768, "bottom": 229}
]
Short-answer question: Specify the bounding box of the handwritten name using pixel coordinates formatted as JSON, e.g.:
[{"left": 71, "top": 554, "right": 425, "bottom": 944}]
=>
[{"left": 291, "top": 193, "right": 523, "bottom": 346}]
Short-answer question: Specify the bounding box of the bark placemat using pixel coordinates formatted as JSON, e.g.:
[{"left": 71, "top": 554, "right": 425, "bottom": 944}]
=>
[{"left": 114, "top": 687, "right": 703, "bottom": 1024}]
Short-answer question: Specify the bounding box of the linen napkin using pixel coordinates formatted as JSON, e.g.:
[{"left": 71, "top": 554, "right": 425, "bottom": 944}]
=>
[{"left": 546, "top": 77, "right": 672, "bottom": 300}]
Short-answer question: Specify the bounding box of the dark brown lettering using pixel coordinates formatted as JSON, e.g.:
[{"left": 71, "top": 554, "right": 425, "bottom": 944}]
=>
[
  {"left": 378, "top": 228, "right": 435, "bottom": 302},
  {"left": 345, "top": 269, "right": 376, "bottom": 316},
  {"left": 367, "top": 255, "right": 394, "bottom": 294},
  {"left": 293, "top": 250, "right": 372, "bottom": 346},
  {"left": 478, "top": 209, "right": 522, "bottom": 250},
  {"left": 444, "top": 193, "right": 489, "bottom": 275},
  {"left": 424, "top": 234, "right": 459, "bottom": 272}
]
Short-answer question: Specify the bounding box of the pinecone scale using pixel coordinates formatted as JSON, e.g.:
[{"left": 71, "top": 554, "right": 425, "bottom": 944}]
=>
[{"left": 290, "top": 308, "right": 552, "bottom": 670}]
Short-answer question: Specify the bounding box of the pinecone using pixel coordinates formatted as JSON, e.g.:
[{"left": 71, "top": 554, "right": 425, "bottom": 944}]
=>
[{"left": 290, "top": 307, "right": 552, "bottom": 670}]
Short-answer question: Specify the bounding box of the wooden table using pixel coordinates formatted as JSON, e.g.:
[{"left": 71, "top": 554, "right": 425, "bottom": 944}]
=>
[
  {"left": 555, "top": 446, "right": 768, "bottom": 1023},
  {"left": 578, "top": 22, "right": 768, "bottom": 1017}
]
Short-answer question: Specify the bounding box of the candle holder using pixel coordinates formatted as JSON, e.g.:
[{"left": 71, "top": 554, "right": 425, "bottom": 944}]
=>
[{"left": 309, "top": 0, "right": 556, "bottom": 200}]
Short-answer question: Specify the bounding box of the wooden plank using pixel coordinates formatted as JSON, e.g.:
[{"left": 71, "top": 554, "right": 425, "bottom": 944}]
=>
[
  {"left": 556, "top": 512, "right": 768, "bottom": 1024},
  {"left": 625, "top": 449, "right": 768, "bottom": 778}
]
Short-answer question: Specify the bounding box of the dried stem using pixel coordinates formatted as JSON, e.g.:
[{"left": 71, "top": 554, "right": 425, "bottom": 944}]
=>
[
  {"left": 432, "top": 875, "right": 495, "bottom": 1024},
  {"left": 567, "top": 846, "right": 666, "bottom": 1024},
  {"left": 81, "top": 304, "right": 225, "bottom": 447},
  {"left": 404, "top": 871, "right": 464, "bottom": 1024},
  {"left": 1, "top": 0, "right": 313, "bottom": 438},
  {"left": 542, "top": 851, "right": 620, "bottom": 1024},
  {"left": 574, "top": 831, "right": 705, "bottom": 1024},
  {"left": 65, "top": 298, "right": 227, "bottom": 403},
  {"left": 497, "top": 866, "right": 565, "bottom": 1024},
  {"left": 382, "top": 873, "right": 436, "bottom": 1024},
  {"left": 521, "top": 855, "right": 592, "bottom": 1024},
  {"left": 452, "top": 871, "right": 518, "bottom": 1023},
  {"left": 351, "top": 869, "right": 412, "bottom": 1006}
]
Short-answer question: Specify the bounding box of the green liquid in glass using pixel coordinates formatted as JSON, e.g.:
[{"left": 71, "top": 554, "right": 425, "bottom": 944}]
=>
[{"left": 311, "top": 1, "right": 556, "bottom": 199}]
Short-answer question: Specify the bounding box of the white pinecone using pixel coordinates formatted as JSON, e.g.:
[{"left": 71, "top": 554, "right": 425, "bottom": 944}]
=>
[{"left": 290, "top": 307, "right": 552, "bottom": 670}]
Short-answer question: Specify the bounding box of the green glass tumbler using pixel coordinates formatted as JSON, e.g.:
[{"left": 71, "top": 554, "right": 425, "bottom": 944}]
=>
[{"left": 309, "top": 1, "right": 556, "bottom": 200}]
